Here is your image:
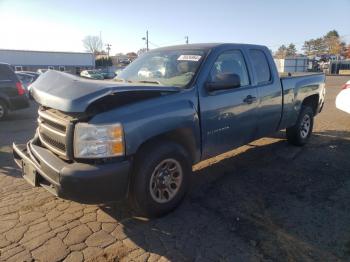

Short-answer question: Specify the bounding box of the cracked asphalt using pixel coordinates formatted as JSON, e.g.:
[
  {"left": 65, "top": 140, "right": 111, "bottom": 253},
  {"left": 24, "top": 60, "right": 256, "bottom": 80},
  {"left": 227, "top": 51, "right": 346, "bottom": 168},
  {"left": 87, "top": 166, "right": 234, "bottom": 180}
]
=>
[{"left": 0, "top": 76, "right": 350, "bottom": 262}]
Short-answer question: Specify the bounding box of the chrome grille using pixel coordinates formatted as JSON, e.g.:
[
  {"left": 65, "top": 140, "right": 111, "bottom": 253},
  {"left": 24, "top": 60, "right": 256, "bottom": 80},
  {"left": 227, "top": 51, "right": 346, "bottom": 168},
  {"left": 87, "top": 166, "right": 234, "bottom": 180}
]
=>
[
  {"left": 40, "top": 132, "right": 66, "bottom": 151},
  {"left": 38, "top": 108, "right": 72, "bottom": 159},
  {"left": 41, "top": 118, "right": 66, "bottom": 132}
]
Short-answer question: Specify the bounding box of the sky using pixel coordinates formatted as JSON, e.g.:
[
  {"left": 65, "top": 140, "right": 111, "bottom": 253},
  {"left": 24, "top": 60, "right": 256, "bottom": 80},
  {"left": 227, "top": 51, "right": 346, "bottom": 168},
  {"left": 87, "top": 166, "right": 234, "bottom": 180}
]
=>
[{"left": 0, "top": 0, "right": 349, "bottom": 54}]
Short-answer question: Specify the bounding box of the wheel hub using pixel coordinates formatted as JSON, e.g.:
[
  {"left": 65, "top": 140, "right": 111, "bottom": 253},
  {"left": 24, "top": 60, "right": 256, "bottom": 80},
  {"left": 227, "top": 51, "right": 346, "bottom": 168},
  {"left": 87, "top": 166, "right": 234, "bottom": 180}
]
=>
[
  {"left": 300, "top": 114, "right": 311, "bottom": 139},
  {"left": 149, "top": 159, "right": 183, "bottom": 203},
  {"left": 156, "top": 171, "right": 171, "bottom": 188}
]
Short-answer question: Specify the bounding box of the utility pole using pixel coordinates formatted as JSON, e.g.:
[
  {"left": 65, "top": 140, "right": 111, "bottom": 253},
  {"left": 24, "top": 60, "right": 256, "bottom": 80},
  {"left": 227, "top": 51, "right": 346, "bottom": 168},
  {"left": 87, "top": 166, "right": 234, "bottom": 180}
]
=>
[
  {"left": 105, "top": 43, "right": 112, "bottom": 58},
  {"left": 146, "top": 30, "right": 149, "bottom": 51},
  {"left": 185, "top": 36, "right": 189, "bottom": 44},
  {"left": 142, "top": 30, "right": 149, "bottom": 51}
]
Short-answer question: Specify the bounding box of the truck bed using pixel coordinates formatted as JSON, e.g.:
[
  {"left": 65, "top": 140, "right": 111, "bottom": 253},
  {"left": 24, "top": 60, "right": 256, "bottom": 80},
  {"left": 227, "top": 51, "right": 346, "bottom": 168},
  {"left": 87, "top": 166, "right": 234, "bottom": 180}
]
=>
[
  {"left": 279, "top": 72, "right": 324, "bottom": 78},
  {"left": 278, "top": 72, "right": 325, "bottom": 130}
]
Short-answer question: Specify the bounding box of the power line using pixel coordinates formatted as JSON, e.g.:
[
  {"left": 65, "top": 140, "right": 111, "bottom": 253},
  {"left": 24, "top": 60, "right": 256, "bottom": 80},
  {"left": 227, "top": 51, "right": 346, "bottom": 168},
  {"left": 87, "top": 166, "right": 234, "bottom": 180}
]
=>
[
  {"left": 148, "top": 41, "right": 160, "bottom": 48},
  {"left": 157, "top": 38, "right": 186, "bottom": 46},
  {"left": 140, "top": 36, "right": 188, "bottom": 50}
]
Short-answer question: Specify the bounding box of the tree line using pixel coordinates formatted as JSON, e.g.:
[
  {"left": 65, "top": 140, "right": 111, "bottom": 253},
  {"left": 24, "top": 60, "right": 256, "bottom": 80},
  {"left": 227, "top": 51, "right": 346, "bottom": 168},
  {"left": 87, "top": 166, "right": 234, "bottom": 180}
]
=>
[{"left": 275, "top": 30, "right": 349, "bottom": 59}]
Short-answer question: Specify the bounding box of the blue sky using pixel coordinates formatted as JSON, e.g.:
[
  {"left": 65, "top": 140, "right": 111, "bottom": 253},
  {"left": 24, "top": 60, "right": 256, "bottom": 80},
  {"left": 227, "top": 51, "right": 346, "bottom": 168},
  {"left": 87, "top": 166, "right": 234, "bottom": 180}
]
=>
[{"left": 0, "top": 0, "right": 349, "bottom": 54}]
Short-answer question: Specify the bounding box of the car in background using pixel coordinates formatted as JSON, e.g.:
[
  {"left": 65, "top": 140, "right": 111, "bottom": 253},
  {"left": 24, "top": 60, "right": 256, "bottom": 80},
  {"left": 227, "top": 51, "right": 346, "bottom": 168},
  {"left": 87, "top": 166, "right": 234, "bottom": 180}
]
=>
[
  {"left": 97, "top": 69, "right": 116, "bottom": 79},
  {"left": 114, "top": 67, "right": 125, "bottom": 78},
  {"left": 0, "top": 63, "right": 29, "bottom": 120},
  {"left": 15, "top": 72, "right": 34, "bottom": 91},
  {"left": 17, "top": 71, "right": 40, "bottom": 81},
  {"left": 119, "top": 59, "right": 131, "bottom": 66},
  {"left": 37, "top": 69, "right": 49, "bottom": 74},
  {"left": 80, "top": 70, "right": 104, "bottom": 80},
  {"left": 16, "top": 72, "right": 41, "bottom": 99},
  {"left": 336, "top": 80, "right": 350, "bottom": 114}
]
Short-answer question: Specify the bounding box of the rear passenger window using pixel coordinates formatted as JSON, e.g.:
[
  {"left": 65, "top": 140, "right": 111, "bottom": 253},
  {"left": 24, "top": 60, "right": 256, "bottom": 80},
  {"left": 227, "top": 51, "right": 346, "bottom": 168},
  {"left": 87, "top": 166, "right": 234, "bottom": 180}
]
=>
[{"left": 249, "top": 49, "right": 271, "bottom": 84}]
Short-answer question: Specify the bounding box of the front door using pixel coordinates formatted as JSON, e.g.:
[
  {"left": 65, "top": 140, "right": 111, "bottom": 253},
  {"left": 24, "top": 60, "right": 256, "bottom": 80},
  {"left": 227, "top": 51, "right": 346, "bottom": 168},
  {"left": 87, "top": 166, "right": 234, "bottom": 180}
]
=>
[{"left": 199, "top": 49, "right": 259, "bottom": 159}]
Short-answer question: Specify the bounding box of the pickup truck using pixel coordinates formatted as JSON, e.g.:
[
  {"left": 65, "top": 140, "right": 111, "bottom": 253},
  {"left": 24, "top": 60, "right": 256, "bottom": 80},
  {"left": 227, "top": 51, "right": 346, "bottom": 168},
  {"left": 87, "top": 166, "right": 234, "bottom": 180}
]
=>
[{"left": 13, "top": 43, "right": 326, "bottom": 217}]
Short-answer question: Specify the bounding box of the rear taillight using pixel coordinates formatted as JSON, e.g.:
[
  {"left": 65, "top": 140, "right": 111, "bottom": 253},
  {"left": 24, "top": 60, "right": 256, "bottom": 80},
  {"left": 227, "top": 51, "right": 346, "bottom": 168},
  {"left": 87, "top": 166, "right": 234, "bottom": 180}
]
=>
[
  {"left": 16, "top": 82, "right": 25, "bottom": 95},
  {"left": 341, "top": 83, "right": 350, "bottom": 90}
]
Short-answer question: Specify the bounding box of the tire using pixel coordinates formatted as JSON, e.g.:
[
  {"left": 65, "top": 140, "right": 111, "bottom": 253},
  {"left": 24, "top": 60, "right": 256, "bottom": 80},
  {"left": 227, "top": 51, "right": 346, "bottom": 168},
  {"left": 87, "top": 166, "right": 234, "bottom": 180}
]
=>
[
  {"left": 130, "top": 141, "right": 191, "bottom": 218},
  {"left": 0, "top": 100, "right": 8, "bottom": 121},
  {"left": 286, "top": 106, "right": 314, "bottom": 146}
]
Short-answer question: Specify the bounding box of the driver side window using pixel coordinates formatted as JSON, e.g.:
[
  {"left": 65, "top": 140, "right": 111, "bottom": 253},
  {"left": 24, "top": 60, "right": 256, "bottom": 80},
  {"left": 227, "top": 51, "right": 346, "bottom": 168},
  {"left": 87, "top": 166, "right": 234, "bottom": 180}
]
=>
[{"left": 210, "top": 50, "right": 250, "bottom": 87}]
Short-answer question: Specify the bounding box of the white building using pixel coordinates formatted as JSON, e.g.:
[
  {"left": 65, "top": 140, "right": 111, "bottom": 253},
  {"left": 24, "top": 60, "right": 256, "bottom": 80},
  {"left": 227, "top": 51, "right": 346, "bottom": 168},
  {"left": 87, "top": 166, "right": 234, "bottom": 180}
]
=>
[
  {"left": 274, "top": 57, "right": 309, "bottom": 73},
  {"left": 0, "top": 49, "right": 95, "bottom": 74}
]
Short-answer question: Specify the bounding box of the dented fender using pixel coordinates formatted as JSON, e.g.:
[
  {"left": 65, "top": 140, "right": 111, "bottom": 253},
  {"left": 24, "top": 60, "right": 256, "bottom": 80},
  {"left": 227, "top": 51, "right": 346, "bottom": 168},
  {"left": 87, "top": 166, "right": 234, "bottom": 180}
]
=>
[{"left": 90, "top": 88, "right": 201, "bottom": 162}]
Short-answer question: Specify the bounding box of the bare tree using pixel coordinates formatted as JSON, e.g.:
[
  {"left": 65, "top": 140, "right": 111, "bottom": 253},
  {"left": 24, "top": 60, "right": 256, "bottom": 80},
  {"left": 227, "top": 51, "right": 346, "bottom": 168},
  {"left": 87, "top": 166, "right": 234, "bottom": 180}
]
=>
[{"left": 82, "top": 35, "right": 102, "bottom": 54}]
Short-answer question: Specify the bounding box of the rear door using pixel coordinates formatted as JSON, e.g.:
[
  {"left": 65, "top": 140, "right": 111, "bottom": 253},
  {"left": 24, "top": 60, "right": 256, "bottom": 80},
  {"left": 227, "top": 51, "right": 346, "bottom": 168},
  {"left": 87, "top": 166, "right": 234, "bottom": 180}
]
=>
[
  {"left": 247, "top": 49, "right": 283, "bottom": 137},
  {"left": 199, "top": 49, "right": 259, "bottom": 158}
]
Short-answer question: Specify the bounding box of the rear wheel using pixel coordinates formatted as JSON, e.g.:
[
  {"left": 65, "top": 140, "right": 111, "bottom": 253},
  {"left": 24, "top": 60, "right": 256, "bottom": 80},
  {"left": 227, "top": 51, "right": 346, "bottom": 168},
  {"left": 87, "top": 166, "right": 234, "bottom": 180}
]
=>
[
  {"left": 286, "top": 106, "right": 314, "bottom": 146},
  {"left": 130, "top": 141, "right": 191, "bottom": 218},
  {"left": 0, "top": 100, "right": 8, "bottom": 121}
]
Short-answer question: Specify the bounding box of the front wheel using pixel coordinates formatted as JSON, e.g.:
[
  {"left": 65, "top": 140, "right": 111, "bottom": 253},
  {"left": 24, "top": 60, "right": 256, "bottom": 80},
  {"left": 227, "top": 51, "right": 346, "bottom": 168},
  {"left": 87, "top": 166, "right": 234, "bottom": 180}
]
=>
[
  {"left": 130, "top": 141, "right": 191, "bottom": 218},
  {"left": 286, "top": 106, "right": 314, "bottom": 146}
]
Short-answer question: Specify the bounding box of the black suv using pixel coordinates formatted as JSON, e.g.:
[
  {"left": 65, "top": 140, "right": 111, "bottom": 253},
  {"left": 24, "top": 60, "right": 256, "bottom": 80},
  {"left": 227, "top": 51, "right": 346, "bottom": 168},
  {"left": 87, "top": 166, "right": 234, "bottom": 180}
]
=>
[{"left": 0, "top": 63, "right": 29, "bottom": 120}]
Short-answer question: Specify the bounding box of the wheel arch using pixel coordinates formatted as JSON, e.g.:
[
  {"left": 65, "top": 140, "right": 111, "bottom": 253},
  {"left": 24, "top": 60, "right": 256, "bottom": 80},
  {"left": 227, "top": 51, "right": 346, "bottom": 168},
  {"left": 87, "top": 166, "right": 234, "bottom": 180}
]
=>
[
  {"left": 301, "top": 94, "right": 319, "bottom": 115},
  {"left": 133, "top": 128, "right": 200, "bottom": 165}
]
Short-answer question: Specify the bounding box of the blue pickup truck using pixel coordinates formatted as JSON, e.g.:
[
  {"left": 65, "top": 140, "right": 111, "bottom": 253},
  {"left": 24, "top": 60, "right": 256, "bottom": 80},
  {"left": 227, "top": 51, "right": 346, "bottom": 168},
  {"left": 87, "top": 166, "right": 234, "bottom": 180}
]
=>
[{"left": 13, "top": 43, "right": 326, "bottom": 217}]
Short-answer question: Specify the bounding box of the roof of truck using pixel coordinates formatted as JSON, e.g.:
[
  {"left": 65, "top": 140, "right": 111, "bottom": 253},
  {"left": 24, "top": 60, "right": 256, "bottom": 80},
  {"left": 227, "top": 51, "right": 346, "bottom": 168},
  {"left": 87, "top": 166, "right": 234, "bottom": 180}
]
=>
[{"left": 154, "top": 43, "right": 266, "bottom": 51}]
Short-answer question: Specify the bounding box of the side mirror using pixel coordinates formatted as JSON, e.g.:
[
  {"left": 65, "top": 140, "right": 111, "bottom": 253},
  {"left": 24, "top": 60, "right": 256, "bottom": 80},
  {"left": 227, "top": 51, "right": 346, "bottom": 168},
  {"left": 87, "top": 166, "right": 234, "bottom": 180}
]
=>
[{"left": 206, "top": 73, "right": 241, "bottom": 92}]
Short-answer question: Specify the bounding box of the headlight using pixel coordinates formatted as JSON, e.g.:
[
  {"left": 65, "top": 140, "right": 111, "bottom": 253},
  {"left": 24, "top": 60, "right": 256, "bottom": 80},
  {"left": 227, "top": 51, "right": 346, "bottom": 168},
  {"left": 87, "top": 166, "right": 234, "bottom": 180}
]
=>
[{"left": 74, "top": 123, "right": 124, "bottom": 158}]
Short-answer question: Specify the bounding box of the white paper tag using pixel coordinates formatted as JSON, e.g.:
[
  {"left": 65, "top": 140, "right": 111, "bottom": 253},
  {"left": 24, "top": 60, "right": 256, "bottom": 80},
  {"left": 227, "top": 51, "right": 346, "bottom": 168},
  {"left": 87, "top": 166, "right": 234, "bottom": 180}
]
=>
[{"left": 177, "top": 55, "right": 202, "bottom": 61}]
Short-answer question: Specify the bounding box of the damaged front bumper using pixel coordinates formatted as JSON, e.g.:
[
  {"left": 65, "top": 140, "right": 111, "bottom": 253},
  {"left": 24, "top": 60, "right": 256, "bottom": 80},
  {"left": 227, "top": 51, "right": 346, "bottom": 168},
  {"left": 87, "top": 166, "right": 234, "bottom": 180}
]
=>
[{"left": 13, "top": 139, "right": 131, "bottom": 204}]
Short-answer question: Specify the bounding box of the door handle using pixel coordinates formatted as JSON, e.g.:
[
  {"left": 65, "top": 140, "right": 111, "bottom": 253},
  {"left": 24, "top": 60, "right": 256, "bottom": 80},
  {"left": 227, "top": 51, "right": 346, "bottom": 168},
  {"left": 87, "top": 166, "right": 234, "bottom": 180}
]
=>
[{"left": 243, "top": 95, "right": 257, "bottom": 104}]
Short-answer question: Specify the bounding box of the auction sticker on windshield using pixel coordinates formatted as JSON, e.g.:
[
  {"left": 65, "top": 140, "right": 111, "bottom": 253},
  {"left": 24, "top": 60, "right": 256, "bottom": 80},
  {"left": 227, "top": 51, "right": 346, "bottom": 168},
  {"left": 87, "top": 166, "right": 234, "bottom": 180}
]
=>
[{"left": 177, "top": 55, "right": 202, "bottom": 61}]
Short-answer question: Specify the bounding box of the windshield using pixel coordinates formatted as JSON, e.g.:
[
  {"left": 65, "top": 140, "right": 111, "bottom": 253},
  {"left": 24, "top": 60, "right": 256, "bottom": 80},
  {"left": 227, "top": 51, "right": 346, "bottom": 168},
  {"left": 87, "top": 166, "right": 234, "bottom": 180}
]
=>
[{"left": 116, "top": 49, "right": 205, "bottom": 88}]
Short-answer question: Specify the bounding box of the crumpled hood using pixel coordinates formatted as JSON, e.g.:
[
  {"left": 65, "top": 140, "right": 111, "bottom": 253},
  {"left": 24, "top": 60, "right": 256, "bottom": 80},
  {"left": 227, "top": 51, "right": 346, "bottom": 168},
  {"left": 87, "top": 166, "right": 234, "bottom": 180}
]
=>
[{"left": 31, "top": 70, "right": 180, "bottom": 112}]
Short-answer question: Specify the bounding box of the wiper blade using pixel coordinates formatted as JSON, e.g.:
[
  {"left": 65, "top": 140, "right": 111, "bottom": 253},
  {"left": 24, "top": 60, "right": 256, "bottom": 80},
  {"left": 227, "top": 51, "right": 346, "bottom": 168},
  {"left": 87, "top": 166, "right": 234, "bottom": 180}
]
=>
[
  {"left": 133, "top": 80, "right": 162, "bottom": 85},
  {"left": 113, "top": 78, "right": 125, "bottom": 82},
  {"left": 116, "top": 79, "right": 163, "bottom": 85}
]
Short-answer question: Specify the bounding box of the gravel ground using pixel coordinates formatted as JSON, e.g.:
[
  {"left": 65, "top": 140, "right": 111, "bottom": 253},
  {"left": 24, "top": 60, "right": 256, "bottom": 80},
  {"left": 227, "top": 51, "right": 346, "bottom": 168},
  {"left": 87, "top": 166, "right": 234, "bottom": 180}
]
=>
[{"left": 0, "top": 76, "right": 349, "bottom": 262}]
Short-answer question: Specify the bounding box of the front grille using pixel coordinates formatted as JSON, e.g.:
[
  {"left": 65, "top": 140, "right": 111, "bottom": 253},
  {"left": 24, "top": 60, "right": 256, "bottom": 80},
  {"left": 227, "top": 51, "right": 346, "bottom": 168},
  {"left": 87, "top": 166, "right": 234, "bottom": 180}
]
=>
[
  {"left": 37, "top": 108, "right": 73, "bottom": 159},
  {"left": 42, "top": 118, "right": 66, "bottom": 132},
  {"left": 40, "top": 132, "right": 66, "bottom": 151}
]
